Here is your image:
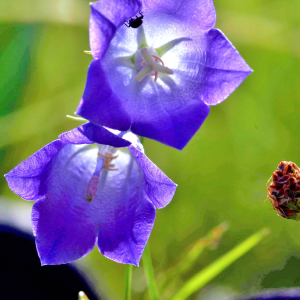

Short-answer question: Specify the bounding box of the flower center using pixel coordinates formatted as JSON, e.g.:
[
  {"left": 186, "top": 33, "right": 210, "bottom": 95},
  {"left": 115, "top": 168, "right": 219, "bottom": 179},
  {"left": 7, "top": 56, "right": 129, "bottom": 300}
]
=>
[
  {"left": 134, "top": 47, "right": 173, "bottom": 83},
  {"left": 85, "top": 146, "right": 118, "bottom": 202}
]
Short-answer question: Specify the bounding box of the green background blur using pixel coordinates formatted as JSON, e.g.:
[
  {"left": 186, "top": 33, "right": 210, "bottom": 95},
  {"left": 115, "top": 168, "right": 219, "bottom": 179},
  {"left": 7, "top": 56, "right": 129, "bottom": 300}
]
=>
[{"left": 1, "top": 0, "right": 300, "bottom": 299}]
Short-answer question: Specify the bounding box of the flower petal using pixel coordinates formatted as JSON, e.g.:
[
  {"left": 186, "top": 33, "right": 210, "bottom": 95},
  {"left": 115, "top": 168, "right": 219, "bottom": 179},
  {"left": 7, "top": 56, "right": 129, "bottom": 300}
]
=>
[
  {"left": 95, "top": 147, "right": 156, "bottom": 266},
  {"left": 76, "top": 60, "right": 131, "bottom": 131},
  {"left": 97, "top": 193, "right": 156, "bottom": 266},
  {"left": 143, "top": 0, "right": 216, "bottom": 31},
  {"left": 4, "top": 140, "right": 64, "bottom": 201},
  {"left": 30, "top": 143, "right": 102, "bottom": 265},
  {"left": 59, "top": 122, "right": 131, "bottom": 148},
  {"left": 32, "top": 197, "right": 97, "bottom": 265},
  {"left": 128, "top": 144, "right": 177, "bottom": 208},
  {"left": 199, "top": 29, "right": 253, "bottom": 105},
  {"left": 90, "top": 0, "right": 142, "bottom": 58},
  {"left": 130, "top": 98, "right": 210, "bottom": 150}
]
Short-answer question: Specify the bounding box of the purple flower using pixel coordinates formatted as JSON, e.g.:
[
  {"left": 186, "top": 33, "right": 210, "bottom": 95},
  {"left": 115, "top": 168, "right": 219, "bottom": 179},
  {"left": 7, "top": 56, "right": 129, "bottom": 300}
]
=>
[
  {"left": 76, "top": 0, "right": 252, "bottom": 150},
  {"left": 5, "top": 123, "right": 177, "bottom": 266},
  {"left": 237, "top": 288, "right": 300, "bottom": 300}
]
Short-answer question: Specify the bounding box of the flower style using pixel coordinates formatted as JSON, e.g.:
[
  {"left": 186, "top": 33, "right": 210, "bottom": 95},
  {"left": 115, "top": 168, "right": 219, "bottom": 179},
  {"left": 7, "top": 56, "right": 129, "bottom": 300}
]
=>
[
  {"left": 5, "top": 122, "right": 177, "bottom": 266},
  {"left": 76, "top": 0, "right": 252, "bottom": 150}
]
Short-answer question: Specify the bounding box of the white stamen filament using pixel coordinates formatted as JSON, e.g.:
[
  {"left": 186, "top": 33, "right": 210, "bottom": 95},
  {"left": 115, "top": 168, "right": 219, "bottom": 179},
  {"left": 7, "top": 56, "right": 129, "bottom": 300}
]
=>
[{"left": 136, "top": 47, "right": 173, "bottom": 82}]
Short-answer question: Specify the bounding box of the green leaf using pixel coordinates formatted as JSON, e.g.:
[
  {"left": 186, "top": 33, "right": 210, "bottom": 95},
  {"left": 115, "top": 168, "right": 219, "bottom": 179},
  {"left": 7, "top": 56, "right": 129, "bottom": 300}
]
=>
[
  {"left": 171, "top": 228, "right": 270, "bottom": 300},
  {"left": 0, "top": 25, "right": 38, "bottom": 117},
  {"left": 158, "top": 222, "right": 229, "bottom": 290}
]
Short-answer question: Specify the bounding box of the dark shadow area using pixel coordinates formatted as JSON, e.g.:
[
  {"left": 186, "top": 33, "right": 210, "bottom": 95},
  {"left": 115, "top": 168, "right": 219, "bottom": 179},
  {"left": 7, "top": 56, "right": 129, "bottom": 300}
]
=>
[{"left": 0, "top": 224, "right": 100, "bottom": 300}]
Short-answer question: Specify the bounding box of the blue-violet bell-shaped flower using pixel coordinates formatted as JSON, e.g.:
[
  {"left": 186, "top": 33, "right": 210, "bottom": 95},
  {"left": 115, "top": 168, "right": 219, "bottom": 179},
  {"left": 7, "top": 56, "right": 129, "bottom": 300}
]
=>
[
  {"left": 76, "top": 0, "right": 252, "bottom": 150},
  {"left": 5, "top": 123, "right": 177, "bottom": 266}
]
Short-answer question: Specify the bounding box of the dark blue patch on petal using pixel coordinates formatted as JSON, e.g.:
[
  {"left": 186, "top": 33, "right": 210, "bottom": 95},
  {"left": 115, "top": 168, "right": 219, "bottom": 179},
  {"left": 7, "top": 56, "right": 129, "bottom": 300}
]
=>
[
  {"left": 76, "top": 60, "right": 131, "bottom": 131},
  {"left": 131, "top": 100, "right": 210, "bottom": 150},
  {"left": 59, "top": 122, "right": 131, "bottom": 148}
]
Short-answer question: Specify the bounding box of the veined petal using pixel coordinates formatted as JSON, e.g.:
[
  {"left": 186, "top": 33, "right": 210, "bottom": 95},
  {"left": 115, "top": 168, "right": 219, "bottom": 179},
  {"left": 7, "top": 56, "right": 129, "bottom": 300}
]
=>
[
  {"left": 4, "top": 140, "right": 64, "bottom": 201},
  {"left": 32, "top": 196, "right": 97, "bottom": 265},
  {"left": 199, "top": 29, "right": 253, "bottom": 105},
  {"left": 128, "top": 144, "right": 177, "bottom": 208},
  {"left": 143, "top": 0, "right": 216, "bottom": 31},
  {"left": 97, "top": 194, "right": 156, "bottom": 266},
  {"left": 90, "top": 0, "right": 142, "bottom": 58},
  {"left": 121, "top": 131, "right": 177, "bottom": 207}
]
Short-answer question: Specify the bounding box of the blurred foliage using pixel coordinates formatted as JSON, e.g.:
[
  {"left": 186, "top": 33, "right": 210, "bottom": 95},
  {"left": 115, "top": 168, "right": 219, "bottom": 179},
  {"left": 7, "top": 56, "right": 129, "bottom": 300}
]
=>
[{"left": 1, "top": 0, "right": 300, "bottom": 299}]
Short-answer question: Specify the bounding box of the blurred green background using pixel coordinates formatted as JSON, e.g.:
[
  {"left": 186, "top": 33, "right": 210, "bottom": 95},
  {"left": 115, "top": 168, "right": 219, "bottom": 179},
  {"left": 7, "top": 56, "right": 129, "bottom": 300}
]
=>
[{"left": 1, "top": 0, "right": 300, "bottom": 299}]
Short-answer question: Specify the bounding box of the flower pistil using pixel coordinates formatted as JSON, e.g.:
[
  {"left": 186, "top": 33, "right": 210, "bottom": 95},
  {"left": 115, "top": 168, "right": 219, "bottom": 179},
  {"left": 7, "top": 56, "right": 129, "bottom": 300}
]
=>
[
  {"left": 85, "top": 146, "right": 118, "bottom": 202},
  {"left": 135, "top": 47, "right": 173, "bottom": 82}
]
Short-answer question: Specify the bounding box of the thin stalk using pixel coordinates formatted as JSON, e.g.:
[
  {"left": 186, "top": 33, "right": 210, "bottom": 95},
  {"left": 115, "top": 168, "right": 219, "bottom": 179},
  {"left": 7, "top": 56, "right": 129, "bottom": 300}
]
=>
[
  {"left": 171, "top": 228, "right": 270, "bottom": 300},
  {"left": 143, "top": 244, "right": 160, "bottom": 300},
  {"left": 125, "top": 265, "right": 133, "bottom": 300}
]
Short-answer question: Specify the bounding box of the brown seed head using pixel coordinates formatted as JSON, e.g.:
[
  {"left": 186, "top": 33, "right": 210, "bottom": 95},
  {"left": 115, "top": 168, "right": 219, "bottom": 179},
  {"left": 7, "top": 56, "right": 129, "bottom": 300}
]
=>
[{"left": 267, "top": 161, "right": 300, "bottom": 219}]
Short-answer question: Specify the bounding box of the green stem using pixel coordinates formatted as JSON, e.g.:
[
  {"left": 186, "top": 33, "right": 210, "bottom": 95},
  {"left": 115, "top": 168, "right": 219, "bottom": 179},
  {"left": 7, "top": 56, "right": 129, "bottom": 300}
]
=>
[
  {"left": 125, "top": 265, "right": 133, "bottom": 300},
  {"left": 66, "top": 115, "right": 86, "bottom": 122},
  {"left": 142, "top": 244, "right": 160, "bottom": 300}
]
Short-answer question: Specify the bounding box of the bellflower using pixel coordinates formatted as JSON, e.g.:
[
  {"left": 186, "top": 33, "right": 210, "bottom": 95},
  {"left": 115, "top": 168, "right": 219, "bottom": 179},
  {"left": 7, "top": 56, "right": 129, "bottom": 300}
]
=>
[
  {"left": 76, "top": 0, "right": 252, "bottom": 150},
  {"left": 5, "top": 123, "right": 177, "bottom": 266}
]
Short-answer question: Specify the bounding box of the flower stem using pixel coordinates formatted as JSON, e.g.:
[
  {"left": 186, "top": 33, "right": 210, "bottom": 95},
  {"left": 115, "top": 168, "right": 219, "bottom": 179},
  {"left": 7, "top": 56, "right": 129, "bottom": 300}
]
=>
[
  {"left": 125, "top": 264, "right": 133, "bottom": 300},
  {"left": 142, "top": 244, "right": 160, "bottom": 300},
  {"left": 66, "top": 115, "right": 86, "bottom": 122}
]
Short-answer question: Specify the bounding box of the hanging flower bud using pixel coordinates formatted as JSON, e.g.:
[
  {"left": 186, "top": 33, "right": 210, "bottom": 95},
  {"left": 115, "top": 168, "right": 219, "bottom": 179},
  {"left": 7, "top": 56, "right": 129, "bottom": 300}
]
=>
[{"left": 267, "top": 161, "right": 300, "bottom": 220}]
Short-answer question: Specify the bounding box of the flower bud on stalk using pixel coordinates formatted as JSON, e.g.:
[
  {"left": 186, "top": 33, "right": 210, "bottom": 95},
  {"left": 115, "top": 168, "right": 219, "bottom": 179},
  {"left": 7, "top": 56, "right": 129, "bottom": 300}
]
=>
[
  {"left": 78, "top": 291, "right": 89, "bottom": 300},
  {"left": 267, "top": 161, "right": 300, "bottom": 220}
]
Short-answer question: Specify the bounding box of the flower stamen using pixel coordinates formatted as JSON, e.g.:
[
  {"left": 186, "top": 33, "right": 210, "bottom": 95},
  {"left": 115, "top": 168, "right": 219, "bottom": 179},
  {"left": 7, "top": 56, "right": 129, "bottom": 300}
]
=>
[
  {"left": 141, "top": 54, "right": 165, "bottom": 83},
  {"left": 98, "top": 152, "right": 119, "bottom": 171},
  {"left": 136, "top": 48, "right": 173, "bottom": 83}
]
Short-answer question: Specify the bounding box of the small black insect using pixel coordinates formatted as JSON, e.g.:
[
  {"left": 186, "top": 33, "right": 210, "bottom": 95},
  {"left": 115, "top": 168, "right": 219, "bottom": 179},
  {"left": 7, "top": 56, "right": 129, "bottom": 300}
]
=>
[{"left": 124, "top": 11, "right": 144, "bottom": 28}]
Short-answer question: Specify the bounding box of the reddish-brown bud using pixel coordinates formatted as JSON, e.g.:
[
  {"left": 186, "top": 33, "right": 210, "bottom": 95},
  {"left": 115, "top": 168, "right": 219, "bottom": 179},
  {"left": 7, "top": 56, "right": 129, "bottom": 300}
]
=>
[{"left": 267, "top": 161, "right": 300, "bottom": 220}]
